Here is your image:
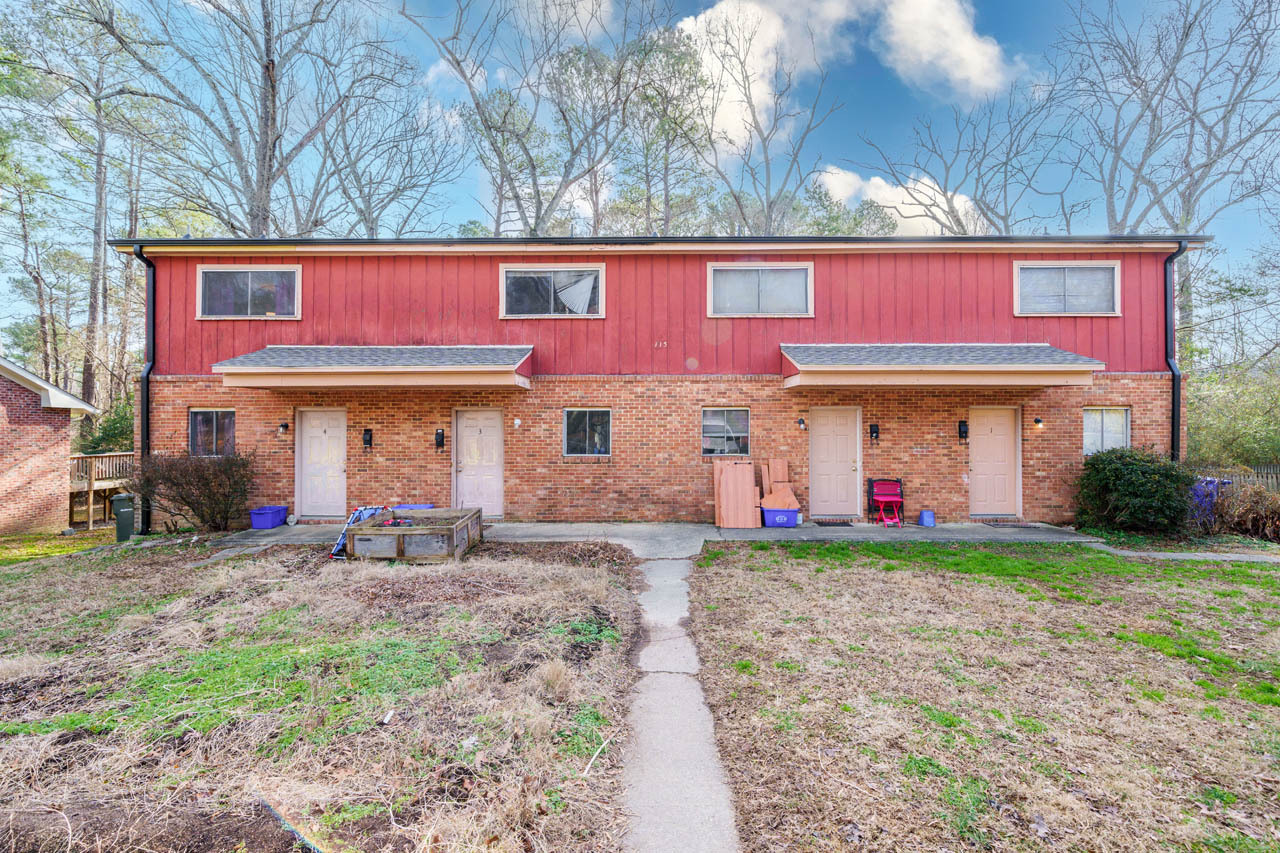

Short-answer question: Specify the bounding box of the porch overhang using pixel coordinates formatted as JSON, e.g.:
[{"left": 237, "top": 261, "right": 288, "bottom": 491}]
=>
[
  {"left": 211, "top": 345, "right": 534, "bottom": 389},
  {"left": 780, "top": 343, "right": 1104, "bottom": 388}
]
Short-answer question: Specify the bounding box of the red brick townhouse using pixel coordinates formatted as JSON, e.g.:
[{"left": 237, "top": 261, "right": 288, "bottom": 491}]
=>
[
  {"left": 110, "top": 235, "right": 1205, "bottom": 529},
  {"left": 0, "top": 354, "right": 98, "bottom": 533}
]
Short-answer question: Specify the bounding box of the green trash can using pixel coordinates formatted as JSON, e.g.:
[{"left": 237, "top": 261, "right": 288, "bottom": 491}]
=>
[{"left": 111, "top": 493, "right": 134, "bottom": 542}]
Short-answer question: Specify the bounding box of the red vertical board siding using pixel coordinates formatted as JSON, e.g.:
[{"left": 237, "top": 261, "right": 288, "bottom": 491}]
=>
[{"left": 154, "top": 249, "right": 1170, "bottom": 376}]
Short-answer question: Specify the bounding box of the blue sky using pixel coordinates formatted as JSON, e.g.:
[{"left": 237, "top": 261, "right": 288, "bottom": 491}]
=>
[{"left": 419, "top": 0, "right": 1261, "bottom": 268}]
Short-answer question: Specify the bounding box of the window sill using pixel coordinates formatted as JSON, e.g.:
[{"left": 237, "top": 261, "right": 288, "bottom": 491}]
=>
[
  {"left": 196, "top": 315, "right": 301, "bottom": 321},
  {"left": 562, "top": 456, "right": 612, "bottom": 464},
  {"left": 1013, "top": 312, "right": 1120, "bottom": 318}
]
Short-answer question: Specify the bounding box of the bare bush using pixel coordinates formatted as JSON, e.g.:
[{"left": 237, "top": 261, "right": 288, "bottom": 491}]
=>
[{"left": 130, "top": 452, "right": 255, "bottom": 531}]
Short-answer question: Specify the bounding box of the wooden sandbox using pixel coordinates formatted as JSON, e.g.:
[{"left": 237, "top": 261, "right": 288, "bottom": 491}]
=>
[{"left": 346, "top": 507, "right": 483, "bottom": 562}]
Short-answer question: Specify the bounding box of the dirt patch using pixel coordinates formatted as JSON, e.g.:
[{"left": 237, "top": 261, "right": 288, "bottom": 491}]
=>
[
  {"left": 351, "top": 570, "right": 528, "bottom": 609},
  {"left": 4, "top": 802, "right": 298, "bottom": 853},
  {"left": 471, "top": 539, "right": 639, "bottom": 571},
  {"left": 0, "top": 542, "right": 642, "bottom": 852},
  {"left": 688, "top": 541, "right": 1280, "bottom": 852}
]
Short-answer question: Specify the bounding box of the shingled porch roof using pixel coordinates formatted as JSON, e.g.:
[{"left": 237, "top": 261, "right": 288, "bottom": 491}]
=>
[
  {"left": 211, "top": 345, "right": 534, "bottom": 389},
  {"left": 779, "top": 343, "right": 1105, "bottom": 387}
]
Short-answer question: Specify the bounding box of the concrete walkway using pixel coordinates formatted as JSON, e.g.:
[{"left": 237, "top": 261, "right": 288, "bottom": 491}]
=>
[
  {"left": 1085, "top": 542, "right": 1280, "bottom": 564},
  {"left": 485, "top": 520, "right": 1099, "bottom": 547},
  {"left": 487, "top": 523, "right": 740, "bottom": 851}
]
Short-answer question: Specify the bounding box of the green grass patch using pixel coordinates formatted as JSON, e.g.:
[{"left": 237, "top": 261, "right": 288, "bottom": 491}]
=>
[
  {"left": 697, "top": 548, "right": 727, "bottom": 568},
  {"left": 0, "top": 530, "right": 114, "bottom": 570},
  {"left": 920, "top": 705, "right": 965, "bottom": 728},
  {"left": 903, "top": 754, "right": 952, "bottom": 779},
  {"left": 1197, "top": 785, "right": 1238, "bottom": 808},
  {"left": 1115, "top": 629, "right": 1280, "bottom": 707},
  {"left": 1189, "top": 832, "right": 1280, "bottom": 852},
  {"left": 941, "top": 776, "right": 991, "bottom": 846},
  {"left": 554, "top": 703, "right": 609, "bottom": 757},
  {"left": 1, "top": 633, "right": 475, "bottom": 744},
  {"left": 548, "top": 618, "right": 621, "bottom": 646}
]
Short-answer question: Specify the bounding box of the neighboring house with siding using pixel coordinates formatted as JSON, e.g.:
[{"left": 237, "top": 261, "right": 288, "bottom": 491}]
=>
[
  {"left": 110, "top": 235, "right": 1204, "bottom": 528},
  {"left": 0, "top": 355, "right": 99, "bottom": 533}
]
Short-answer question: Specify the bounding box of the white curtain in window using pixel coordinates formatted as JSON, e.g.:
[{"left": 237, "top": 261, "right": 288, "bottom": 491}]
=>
[
  {"left": 555, "top": 271, "right": 597, "bottom": 314},
  {"left": 1083, "top": 408, "right": 1128, "bottom": 454}
]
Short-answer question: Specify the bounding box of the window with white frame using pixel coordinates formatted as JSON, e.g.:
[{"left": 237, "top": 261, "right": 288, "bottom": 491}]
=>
[
  {"left": 708, "top": 264, "right": 812, "bottom": 316},
  {"left": 1083, "top": 407, "right": 1130, "bottom": 455},
  {"left": 702, "top": 408, "right": 750, "bottom": 456},
  {"left": 1015, "top": 263, "right": 1119, "bottom": 315},
  {"left": 502, "top": 267, "right": 603, "bottom": 317},
  {"left": 198, "top": 267, "right": 299, "bottom": 318},
  {"left": 190, "top": 409, "right": 236, "bottom": 456},
  {"left": 564, "top": 409, "right": 611, "bottom": 456}
]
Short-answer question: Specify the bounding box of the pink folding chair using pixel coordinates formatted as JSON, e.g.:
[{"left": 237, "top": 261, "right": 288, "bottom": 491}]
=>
[{"left": 871, "top": 480, "right": 904, "bottom": 528}]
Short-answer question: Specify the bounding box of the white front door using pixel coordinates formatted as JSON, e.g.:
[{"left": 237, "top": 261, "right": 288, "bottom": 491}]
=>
[
  {"left": 455, "top": 409, "right": 504, "bottom": 517},
  {"left": 809, "top": 407, "right": 861, "bottom": 517},
  {"left": 297, "top": 409, "right": 347, "bottom": 517},
  {"left": 969, "top": 407, "right": 1019, "bottom": 516}
]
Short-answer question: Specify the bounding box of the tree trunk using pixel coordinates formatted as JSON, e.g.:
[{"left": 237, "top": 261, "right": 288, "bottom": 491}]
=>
[
  {"left": 81, "top": 91, "right": 109, "bottom": 420},
  {"left": 251, "top": 0, "right": 278, "bottom": 238}
]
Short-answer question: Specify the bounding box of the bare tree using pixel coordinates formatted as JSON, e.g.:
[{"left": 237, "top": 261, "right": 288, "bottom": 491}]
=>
[
  {"left": 75, "top": 0, "right": 412, "bottom": 237},
  {"left": 856, "top": 78, "right": 1085, "bottom": 236},
  {"left": 685, "top": 12, "right": 838, "bottom": 237},
  {"left": 322, "top": 85, "right": 466, "bottom": 238},
  {"left": 1057, "top": 0, "right": 1280, "bottom": 336},
  {"left": 4, "top": 3, "right": 140, "bottom": 412},
  {"left": 403, "top": 0, "right": 664, "bottom": 236}
]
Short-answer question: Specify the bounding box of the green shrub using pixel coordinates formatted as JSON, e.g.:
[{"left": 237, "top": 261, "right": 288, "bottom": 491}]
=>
[
  {"left": 75, "top": 395, "right": 133, "bottom": 454},
  {"left": 131, "top": 452, "right": 256, "bottom": 531},
  {"left": 1212, "top": 484, "right": 1280, "bottom": 541},
  {"left": 1076, "top": 447, "right": 1194, "bottom": 534}
]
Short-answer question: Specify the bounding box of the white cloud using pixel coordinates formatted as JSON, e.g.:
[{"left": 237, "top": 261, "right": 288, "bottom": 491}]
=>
[
  {"left": 819, "top": 165, "right": 978, "bottom": 236},
  {"left": 875, "top": 0, "right": 1018, "bottom": 99},
  {"left": 678, "top": 0, "right": 1016, "bottom": 125},
  {"left": 677, "top": 0, "right": 791, "bottom": 144}
]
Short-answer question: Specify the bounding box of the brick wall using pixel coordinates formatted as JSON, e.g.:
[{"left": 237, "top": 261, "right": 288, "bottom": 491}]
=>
[
  {"left": 144, "top": 372, "right": 1176, "bottom": 524},
  {"left": 0, "top": 377, "right": 70, "bottom": 534}
]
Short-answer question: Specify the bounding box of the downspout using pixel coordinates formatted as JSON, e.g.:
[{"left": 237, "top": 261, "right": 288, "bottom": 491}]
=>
[
  {"left": 1164, "top": 239, "right": 1189, "bottom": 461},
  {"left": 133, "top": 243, "right": 155, "bottom": 533}
]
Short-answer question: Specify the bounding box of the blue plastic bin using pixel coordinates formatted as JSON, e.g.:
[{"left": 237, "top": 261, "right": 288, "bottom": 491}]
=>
[
  {"left": 763, "top": 508, "right": 799, "bottom": 528},
  {"left": 392, "top": 503, "right": 435, "bottom": 510},
  {"left": 918, "top": 510, "right": 936, "bottom": 527},
  {"left": 250, "top": 505, "right": 288, "bottom": 529}
]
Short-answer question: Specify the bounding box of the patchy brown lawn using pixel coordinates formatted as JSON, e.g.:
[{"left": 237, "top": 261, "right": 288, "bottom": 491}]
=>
[
  {"left": 688, "top": 541, "right": 1280, "bottom": 852},
  {"left": 0, "top": 536, "right": 640, "bottom": 852}
]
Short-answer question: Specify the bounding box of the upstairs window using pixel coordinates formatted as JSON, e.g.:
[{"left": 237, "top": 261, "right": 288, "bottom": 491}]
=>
[
  {"left": 502, "top": 266, "right": 603, "bottom": 317},
  {"left": 1083, "top": 407, "right": 1130, "bottom": 455},
  {"left": 702, "top": 408, "right": 750, "bottom": 456},
  {"left": 1015, "top": 262, "right": 1120, "bottom": 315},
  {"left": 564, "top": 409, "right": 611, "bottom": 456},
  {"left": 198, "top": 266, "right": 300, "bottom": 319},
  {"left": 190, "top": 409, "right": 235, "bottom": 456},
  {"left": 708, "top": 264, "right": 813, "bottom": 316}
]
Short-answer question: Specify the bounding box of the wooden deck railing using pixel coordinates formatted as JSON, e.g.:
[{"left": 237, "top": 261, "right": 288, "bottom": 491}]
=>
[
  {"left": 69, "top": 452, "right": 133, "bottom": 529},
  {"left": 70, "top": 451, "right": 133, "bottom": 487},
  {"left": 1198, "top": 467, "right": 1280, "bottom": 493}
]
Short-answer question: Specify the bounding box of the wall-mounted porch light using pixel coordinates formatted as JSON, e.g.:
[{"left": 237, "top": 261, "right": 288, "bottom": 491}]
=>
[
  {"left": 278, "top": 422, "right": 289, "bottom": 435},
  {"left": 957, "top": 420, "right": 969, "bottom": 443},
  {"left": 1033, "top": 417, "right": 1045, "bottom": 428},
  {"left": 797, "top": 417, "right": 806, "bottom": 430},
  {"left": 868, "top": 423, "right": 880, "bottom": 445},
  {"left": 362, "top": 428, "right": 374, "bottom": 448}
]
